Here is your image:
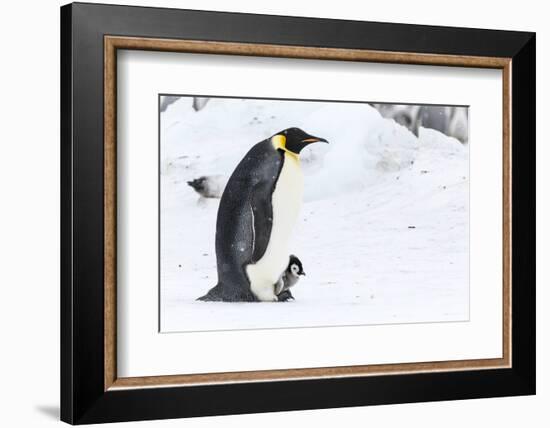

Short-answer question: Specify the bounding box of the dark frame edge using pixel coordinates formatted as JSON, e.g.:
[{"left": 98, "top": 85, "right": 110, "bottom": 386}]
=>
[
  {"left": 60, "top": 3, "right": 74, "bottom": 425},
  {"left": 510, "top": 32, "right": 536, "bottom": 394}
]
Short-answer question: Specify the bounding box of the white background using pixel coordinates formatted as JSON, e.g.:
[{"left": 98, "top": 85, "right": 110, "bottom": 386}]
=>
[
  {"left": 0, "top": 0, "right": 546, "bottom": 427},
  {"left": 118, "top": 52, "right": 502, "bottom": 377}
]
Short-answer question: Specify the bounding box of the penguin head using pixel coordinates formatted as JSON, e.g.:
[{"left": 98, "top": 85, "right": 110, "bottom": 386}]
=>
[
  {"left": 288, "top": 254, "right": 306, "bottom": 277},
  {"left": 271, "top": 127, "right": 328, "bottom": 155}
]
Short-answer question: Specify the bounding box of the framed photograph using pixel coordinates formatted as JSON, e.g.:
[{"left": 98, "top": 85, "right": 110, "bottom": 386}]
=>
[{"left": 60, "top": 2, "right": 535, "bottom": 424}]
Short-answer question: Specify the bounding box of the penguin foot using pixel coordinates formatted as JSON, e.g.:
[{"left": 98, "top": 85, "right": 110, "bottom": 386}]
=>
[
  {"left": 197, "top": 284, "right": 224, "bottom": 301},
  {"left": 196, "top": 292, "right": 222, "bottom": 302},
  {"left": 197, "top": 284, "right": 259, "bottom": 302},
  {"left": 277, "top": 290, "right": 294, "bottom": 302}
]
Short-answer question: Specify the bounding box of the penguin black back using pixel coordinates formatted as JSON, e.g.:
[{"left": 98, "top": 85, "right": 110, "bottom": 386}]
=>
[{"left": 198, "top": 139, "right": 284, "bottom": 301}]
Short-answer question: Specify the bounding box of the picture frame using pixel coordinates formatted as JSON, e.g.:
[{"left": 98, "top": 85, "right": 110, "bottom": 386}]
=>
[{"left": 60, "top": 2, "right": 535, "bottom": 424}]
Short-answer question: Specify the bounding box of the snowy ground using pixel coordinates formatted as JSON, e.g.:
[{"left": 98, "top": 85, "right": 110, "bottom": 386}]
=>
[{"left": 160, "top": 97, "right": 469, "bottom": 332}]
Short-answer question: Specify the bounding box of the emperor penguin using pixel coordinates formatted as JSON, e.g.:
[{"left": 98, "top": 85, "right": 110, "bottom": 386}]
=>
[{"left": 197, "top": 127, "right": 327, "bottom": 302}]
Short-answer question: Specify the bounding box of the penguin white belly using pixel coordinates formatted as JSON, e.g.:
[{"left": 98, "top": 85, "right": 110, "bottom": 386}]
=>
[{"left": 247, "top": 153, "right": 303, "bottom": 301}]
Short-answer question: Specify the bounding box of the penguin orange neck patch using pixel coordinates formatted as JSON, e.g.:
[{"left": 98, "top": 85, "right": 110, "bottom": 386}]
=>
[
  {"left": 271, "top": 134, "right": 286, "bottom": 150},
  {"left": 272, "top": 134, "right": 300, "bottom": 160}
]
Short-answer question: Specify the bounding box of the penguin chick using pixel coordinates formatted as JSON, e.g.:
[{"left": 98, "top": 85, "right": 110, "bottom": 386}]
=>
[
  {"left": 187, "top": 175, "right": 226, "bottom": 199},
  {"left": 275, "top": 255, "right": 306, "bottom": 302}
]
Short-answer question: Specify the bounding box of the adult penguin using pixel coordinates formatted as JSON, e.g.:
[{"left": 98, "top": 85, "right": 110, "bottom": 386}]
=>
[{"left": 198, "top": 127, "right": 328, "bottom": 302}]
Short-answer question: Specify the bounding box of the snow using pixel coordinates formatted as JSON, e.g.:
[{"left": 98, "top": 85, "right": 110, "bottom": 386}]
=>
[{"left": 160, "top": 97, "right": 469, "bottom": 332}]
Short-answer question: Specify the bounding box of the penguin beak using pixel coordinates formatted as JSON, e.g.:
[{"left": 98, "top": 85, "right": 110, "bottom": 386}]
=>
[
  {"left": 301, "top": 137, "right": 328, "bottom": 144},
  {"left": 300, "top": 271, "right": 306, "bottom": 276}
]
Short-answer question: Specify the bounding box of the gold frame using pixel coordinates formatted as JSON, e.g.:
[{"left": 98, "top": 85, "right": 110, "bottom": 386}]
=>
[{"left": 104, "top": 36, "right": 512, "bottom": 391}]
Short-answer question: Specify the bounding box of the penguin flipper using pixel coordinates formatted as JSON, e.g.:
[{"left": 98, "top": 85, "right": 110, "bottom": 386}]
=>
[
  {"left": 274, "top": 276, "right": 285, "bottom": 296},
  {"left": 250, "top": 181, "right": 275, "bottom": 262}
]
